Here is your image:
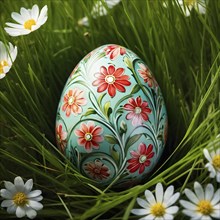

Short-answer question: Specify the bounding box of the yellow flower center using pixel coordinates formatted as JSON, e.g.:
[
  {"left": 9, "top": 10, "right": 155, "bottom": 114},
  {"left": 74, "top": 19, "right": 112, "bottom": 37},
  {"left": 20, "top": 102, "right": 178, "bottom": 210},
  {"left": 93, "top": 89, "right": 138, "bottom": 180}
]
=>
[
  {"left": 105, "top": 75, "right": 115, "bottom": 84},
  {"left": 212, "top": 155, "right": 220, "bottom": 169},
  {"left": 151, "top": 203, "right": 165, "bottom": 217},
  {"left": 184, "top": 0, "right": 196, "bottom": 6},
  {"left": 13, "top": 192, "right": 28, "bottom": 206},
  {"left": 197, "top": 200, "right": 213, "bottom": 215},
  {"left": 68, "top": 96, "right": 75, "bottom": 105},
  {"left": 85, "top": 133, "right": 93, "bottom": 141},
  {"left": 24, "top": 19, "right": 36, "bottom": 30},
  {"left": 0, "top": 60, "right": 9, "bottom": 74},
  {"left": 135, "top": 107, "right": 142, "bottom": 114}
]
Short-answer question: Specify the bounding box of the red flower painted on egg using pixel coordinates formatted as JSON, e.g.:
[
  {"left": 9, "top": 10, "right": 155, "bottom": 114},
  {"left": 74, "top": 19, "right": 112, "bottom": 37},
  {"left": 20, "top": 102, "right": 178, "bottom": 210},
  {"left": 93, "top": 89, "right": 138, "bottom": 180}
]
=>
[
  {"left": 84, "top": 159, "right": 110, "bottom": 180},
  {"left": 62, "top": 88, "right": 87, "bottom": 117},
  {"left": 138, "top": 63, "right": 158, "bottom": 87},
  {"left": 124, "top": 96, "right": 152, "bottom": 126},
  {"left": 127, "top": 143, "right": 154, "bottom": 174},
  {"left": 74, "top": 121, "right": 104, "bottom": 152},
  {"left": 92, "top": 65, "right": 131, "bottom": 97},
  {"left": 104, "top": 45, "right": 126, "bottom": 60}
]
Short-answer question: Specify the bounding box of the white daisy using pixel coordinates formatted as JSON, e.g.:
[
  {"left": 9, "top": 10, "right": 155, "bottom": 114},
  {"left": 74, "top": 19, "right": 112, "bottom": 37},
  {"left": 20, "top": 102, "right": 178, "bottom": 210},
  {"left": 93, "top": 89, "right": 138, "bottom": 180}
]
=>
[
  {"left": 0, "top": 176, "right": 43, "bottom": 219},
  {"left": 131, "top": 183, "right": 180, "bottom": 220},
  {"left": 0, "top": 41, "right": 17, "bottom": 79},
  {"left": 177, "top": 0, "right": 207, "bottom": 16},
  {"left": 203, "top": 147, "right": 220, "bottom": 183},
  {"left": 5, "top": 4, "right": 48, "bottom": 37},
  {"left": 78, "top": 0, "right": 121, "bottom": 26},
  {"left": 180, "top": 182, "right": 220, "bottom": 220}
]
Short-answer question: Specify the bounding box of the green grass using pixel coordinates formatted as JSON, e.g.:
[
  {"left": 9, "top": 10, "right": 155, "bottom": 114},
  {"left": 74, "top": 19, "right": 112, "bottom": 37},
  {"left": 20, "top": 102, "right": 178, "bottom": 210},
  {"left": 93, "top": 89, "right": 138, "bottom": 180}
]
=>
[{"left": 0, "top": 0, "right": 219, "bottom": 219}]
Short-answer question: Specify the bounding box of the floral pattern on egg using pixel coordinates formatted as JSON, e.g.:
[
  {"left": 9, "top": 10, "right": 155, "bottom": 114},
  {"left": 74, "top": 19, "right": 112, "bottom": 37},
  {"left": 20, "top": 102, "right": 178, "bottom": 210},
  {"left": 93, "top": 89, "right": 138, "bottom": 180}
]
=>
[{"left": 56, "top": 44, "right": 168, "bottom": 188}]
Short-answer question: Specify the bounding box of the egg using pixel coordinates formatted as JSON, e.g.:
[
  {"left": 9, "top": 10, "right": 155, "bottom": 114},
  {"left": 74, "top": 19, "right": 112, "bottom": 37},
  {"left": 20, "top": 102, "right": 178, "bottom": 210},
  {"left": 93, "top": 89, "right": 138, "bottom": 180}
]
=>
[{"left": 55, "top": 44, "right": 168, "bottom": 188}]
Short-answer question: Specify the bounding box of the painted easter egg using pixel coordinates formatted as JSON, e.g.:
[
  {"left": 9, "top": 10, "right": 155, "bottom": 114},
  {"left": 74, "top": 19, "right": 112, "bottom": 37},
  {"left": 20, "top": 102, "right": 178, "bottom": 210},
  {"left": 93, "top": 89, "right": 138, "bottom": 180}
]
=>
[{"left": 55, "top": 44, "right": 168, "bottom": 188}]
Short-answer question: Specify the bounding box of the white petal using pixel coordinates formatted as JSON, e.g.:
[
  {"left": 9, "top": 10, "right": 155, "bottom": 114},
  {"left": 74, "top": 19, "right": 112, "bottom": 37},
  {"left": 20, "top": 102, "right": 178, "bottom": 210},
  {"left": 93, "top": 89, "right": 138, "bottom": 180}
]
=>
[
  {"left": 37, "top": 5, "right": 48, "bottom": 25},
  {"left": 31, "top": 24, "right": 41, "bottom": 31},
  {"left": 1, "top": 200, "right": 13, "bottom": 207},
  {"left": 155, "top": 183, "right": 163, "bottom": 203},
  {"left": 184, "top": 189, "right": 199, "bottom": 204},
  {"left": 78, "top": 17, "right": 89, "bottom": 26},
  {"left": 16, "top": 206, "right": 26, "bottom": 218},
  {"left": 197, "top": 3, "right": 206, "bottom": 14},
  {"left": 165, "top": 192, "right": 180, "bottom": 207},
  {"left": 194, "top": 182, "right": 204, "bottom": 200},
  {"left": 166, "top": 206, "right": 179, "bottom": 214},
  {"left": 203, "top": 149, "right": 212, "bottom": 162},
  {"left": 163, "top": 185, "right": 174, "bottom": 203},
  {"left": 163, "top": 214, "right": 174, "bottom": 220},
  {"left": 20, "top": 7, "right": 31, "bottom": 20},
  {"left": 27, "top": 190, "right": 42, "bottom": 198},
  {"left": 201, "top": 216, "right": 211, "bottom": 220},
  {"left": 28, "top": 200, "right": 43, "bottom": 210},
  {"left": 3, "top": 66, "right": 11, "bottom": 74},
  {"left": 10, "top": 45, "right": 17, "bottom": 62},
  {"left": 4, "top": 27, "right": 30, "bottom": 36},
  {"left": 139, "top": 214, "right": 155, "bottom": 220},
  {"left": 211, "top": 208, "right": 220, "bottom": 218},
  {"left": 5, "top": 22, "right": 24, "bottom": 29},
  {"left": 137, "top": 198, "right": 150, "bottom": 209},
  {"left": 11, "top": 12, "right": 25, "bottom": 24},
  {"left": 0, "top": 189, "right": 13, "bottom": 199},
  {"left": 7, "top": 204, "right": 16, "bottom": 214},
  {"left": 31, "top": 5, "right": 39, "bottom": 21},
  {"left": 25, "top": 207, "right": 37, "bottom": 219},
  {"left": 4, "top": 181, "right": 16, "bottom": 192},
  {"left": 216, "top": 172, "right": 220, "bottom": 182},
  {"left": 180, "top": 200, "right": 197, "bottom": 210},
  {"left": 155, "top": 217, "right": 163, "bottom": 220},
  {"left": 105, "top": 0, "right": 121, "bottom": 8},
  {"left": 182, "top": 209, "right": 197, "bottom": 217},
  {"left": 131, "top": 208, "right": 149, "bottom": 216},
  {"left": 0, "top": 73, "right": 6, "bottom": 79},
  {"left": 24, "top": 179, "right": 33, "bottom": 193},
  {"left": 14, "top": 176, "right": 25, "bottom": 192},
  {"left": 205, "top": 184, "right": 214, "bottom": 201},
  {"left": 211, "top": 189, "right": 220, "bottom": 205},
  {"left": 145, "top": 190, "right": 156, "bottom": 204},
  {"left": 31, "top": 195, "right": 43, "bottom": 202}
]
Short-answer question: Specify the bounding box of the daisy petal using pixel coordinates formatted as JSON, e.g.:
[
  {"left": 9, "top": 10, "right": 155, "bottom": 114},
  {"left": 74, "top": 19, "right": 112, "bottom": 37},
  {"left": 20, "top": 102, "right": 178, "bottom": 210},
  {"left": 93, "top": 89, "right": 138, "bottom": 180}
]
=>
[
  {"left": 11, "top": 12, "right": 25, "bottom": 24},
  {"left": 7, "top": 204, "right": 16, "bottom": 214},
  {"left": 211, "top": 189, "right": 220, "bottom": 205},
  {"left": 1, "top": 199, "right": 13, "bottom": 207},
  {"left": 131, "top": 208, "right": 149, "bottom": 215},
  {"left": 4, "top": 181, "right": 16, "bottom": 193},
  {"left": 137, "top": 198, "right": 150, "bottom": 209},
  {"left": 184, "top": 189, "right": 199, "bottom": 204},
  {"left": 180, "top": 200, "right": 197, "bottom": 210},
  {"left": 145, "top": 190, "right": 156, "bottom": 204},
  {"left": 16, "top": 206, "right": 26, "bottom": 218},
  {"left": 205, "top": 184, "right": 214, "bottom": 201},
  {"left": 155, "top": 183, "right": 163, "bottom": 203},
  {"left": 139, "top": 214, "right": 155, "bottom": 220},
  {"left": 28, "top": 200, "right": 43, "bottom": 210},
  {"left": 166, "top": 206, "right": 179, "bottom": 214},
  {"left": 0, "top": 189, "right": 13, "bottom": 199},
  {"left": 37, "top": 5, "right": 48, "bottom": 24},
  {"left": 5, "top": 22, "right": 24, "bottom": 29},
  {"left": 24, "top": 179, "right": 33, "bottom": 193},
  {"left": 194, "top": 182, "right": 204, "bottom": 200}
]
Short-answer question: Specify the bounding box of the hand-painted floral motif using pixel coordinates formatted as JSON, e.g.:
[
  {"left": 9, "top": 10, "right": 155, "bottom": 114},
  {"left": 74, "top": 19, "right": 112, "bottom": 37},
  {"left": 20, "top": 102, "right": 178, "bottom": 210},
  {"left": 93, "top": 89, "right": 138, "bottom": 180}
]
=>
[
  {"left": 56, "top": 124, "right": 67, "bottom": 153},
  {"left": 62, "top": 88, "right": 87, "bottom": 117},
  {"left": 74, "top": 121, "right": 104, "bottom": 152},
  {"left": 104, "top": 45, "right": 126, "bottom": 60},
  {"left": 92, "top": 65, "right": 131, "bottom": 97},
  {"left": 84, "top": 159, "right": 110, "bottom": 180},
  {"left": 127, "top": 143, "right": 154, "bottom": 174},
  {"left": 124, "top": 96, "right": 152, "bottom": 126},
  {"left": 138, "top": 63, "right": 157, "bottom": 87}
]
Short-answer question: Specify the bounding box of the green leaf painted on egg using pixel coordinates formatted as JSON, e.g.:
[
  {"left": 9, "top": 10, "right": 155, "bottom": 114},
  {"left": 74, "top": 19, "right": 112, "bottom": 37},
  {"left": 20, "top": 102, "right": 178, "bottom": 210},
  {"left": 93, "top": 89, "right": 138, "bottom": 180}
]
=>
[{"left": 105, "top": 134, "right": 119, "bottom": 144}]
